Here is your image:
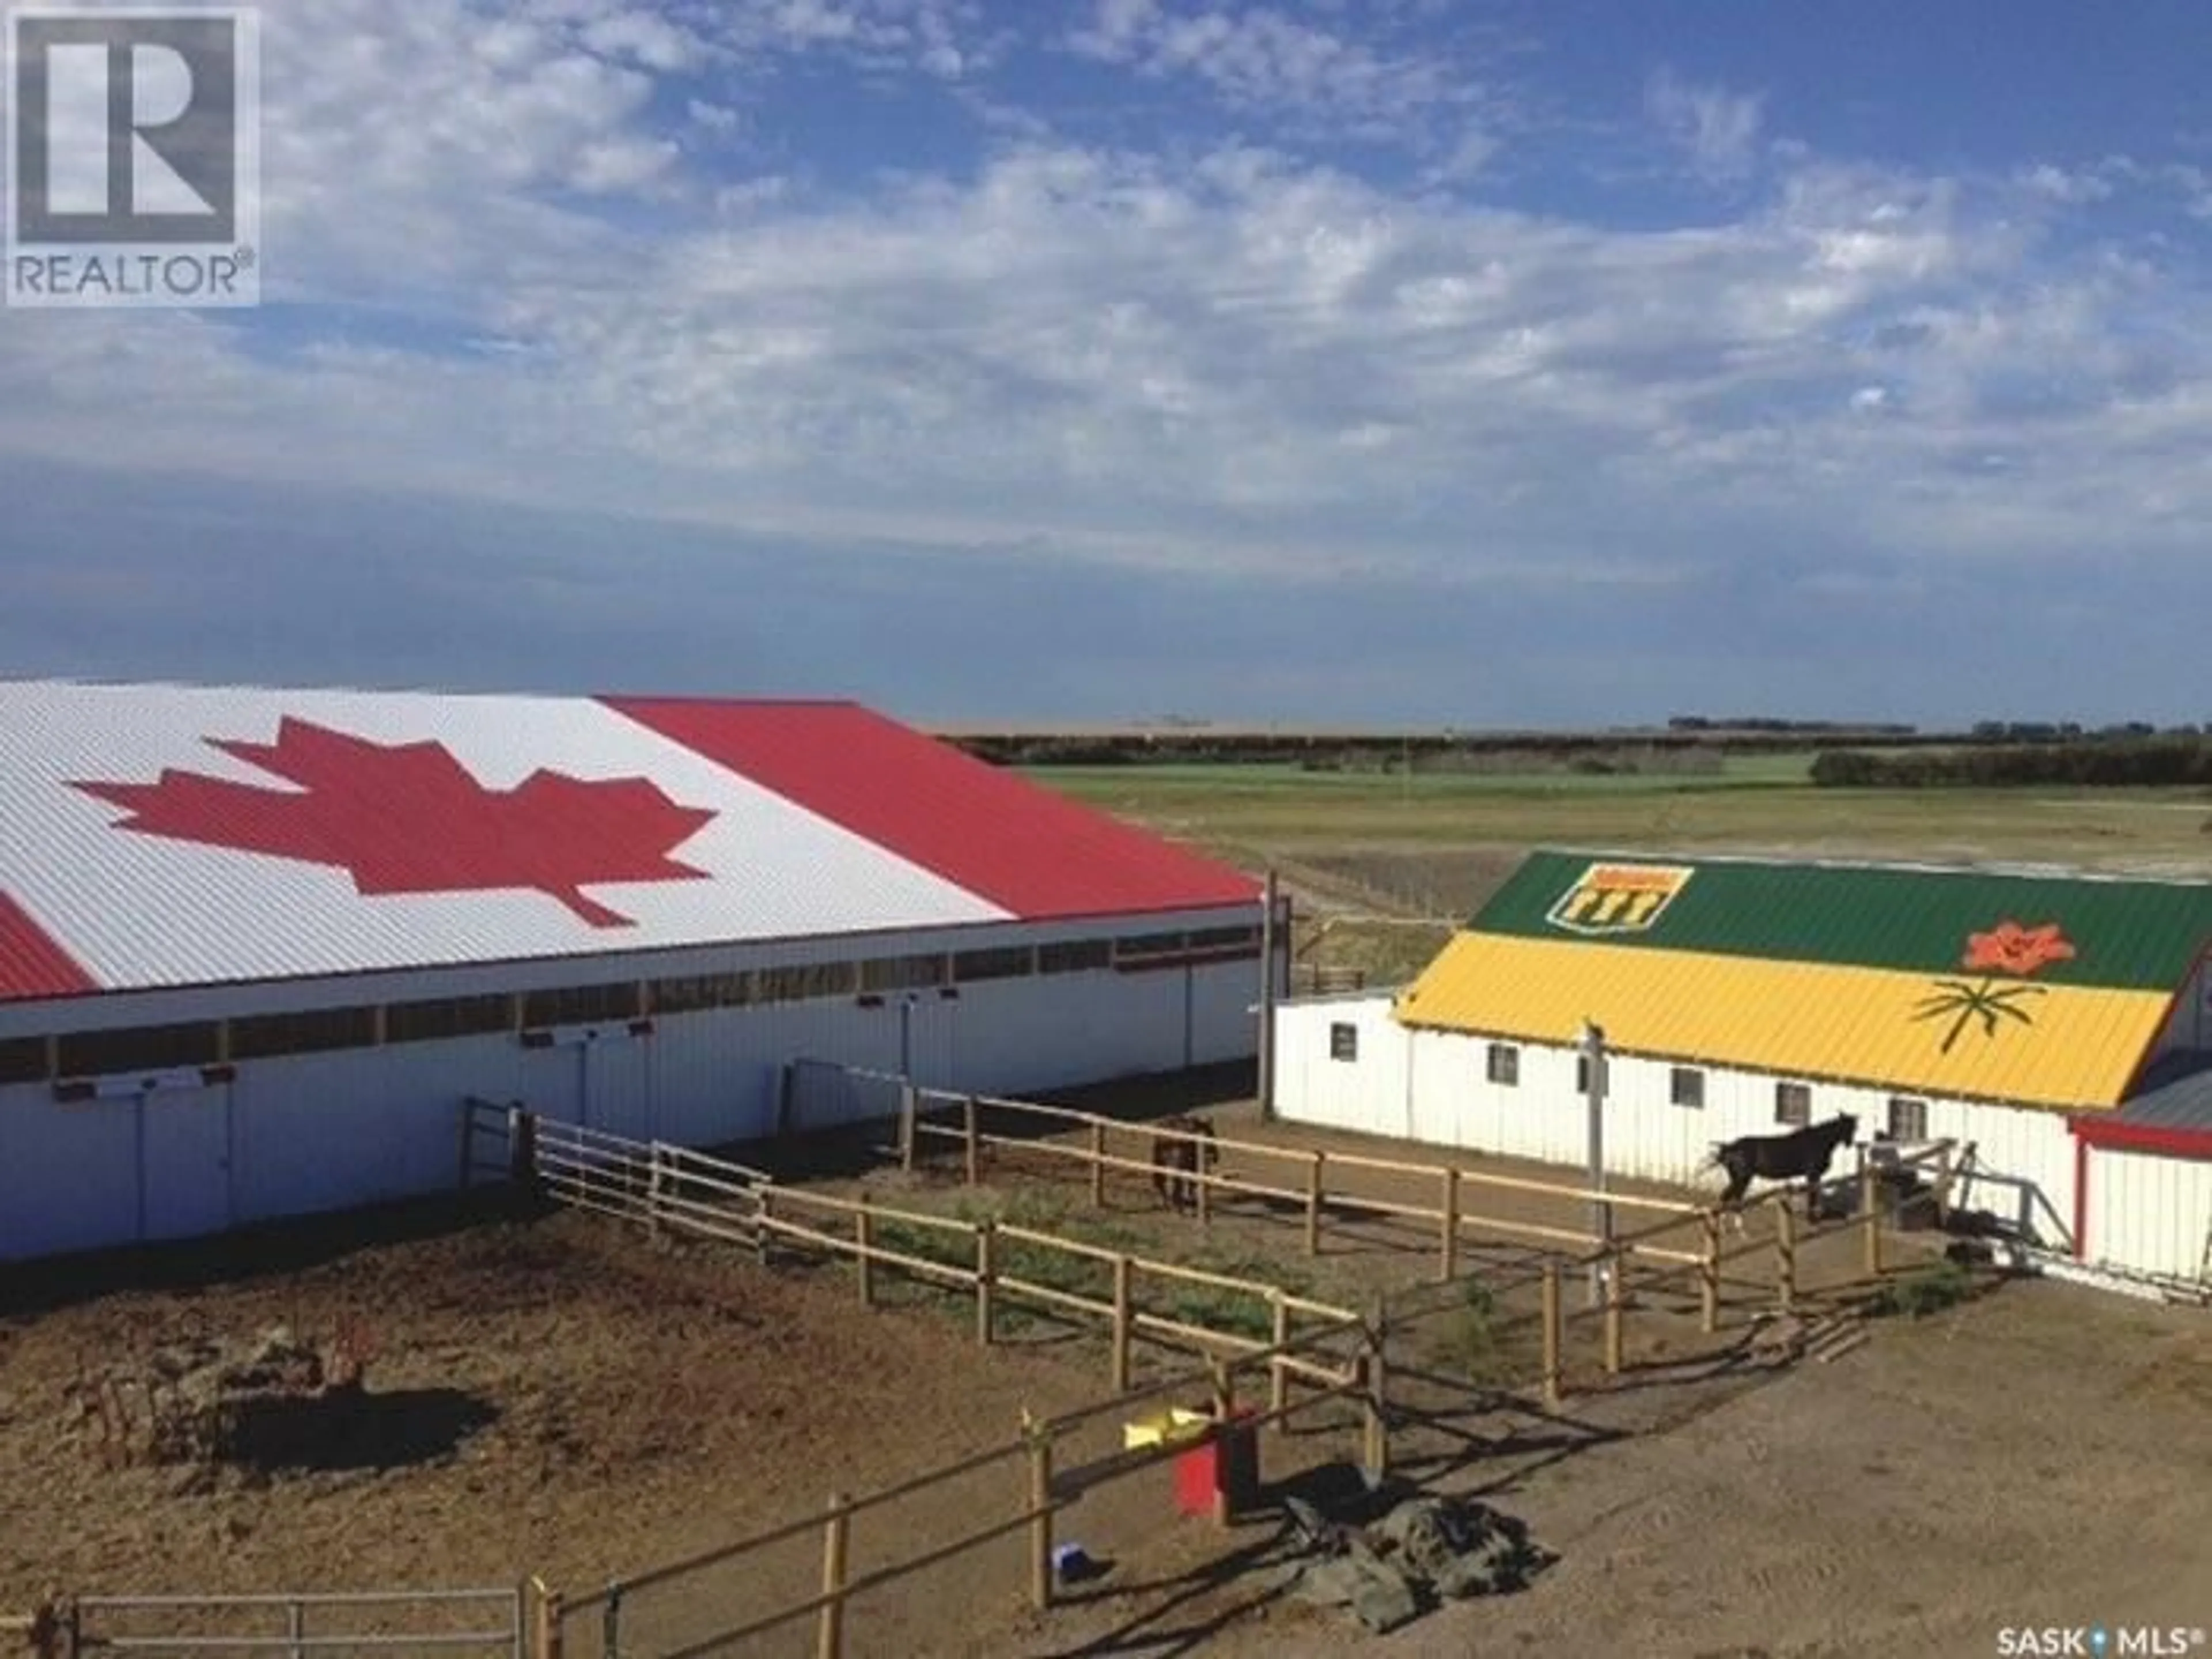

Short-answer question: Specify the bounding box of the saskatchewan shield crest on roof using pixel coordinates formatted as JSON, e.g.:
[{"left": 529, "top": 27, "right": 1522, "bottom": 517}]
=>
[{"left": 1545, "top": 861, "right": 1695, "bottom": 936}]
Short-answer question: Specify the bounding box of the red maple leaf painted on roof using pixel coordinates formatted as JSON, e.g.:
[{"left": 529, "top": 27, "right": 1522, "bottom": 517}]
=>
[{"left": 71, "top": 717, "right": 716, "bottom": 928}]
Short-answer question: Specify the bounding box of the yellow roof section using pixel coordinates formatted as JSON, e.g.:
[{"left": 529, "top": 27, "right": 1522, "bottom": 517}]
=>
[{"left": 1393, "top": 931, "right": 2173, "bottom": 1111}]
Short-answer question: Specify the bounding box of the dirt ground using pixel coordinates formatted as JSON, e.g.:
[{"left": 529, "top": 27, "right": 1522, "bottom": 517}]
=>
[{"left": 4, "top": 1088, "right": 2209, "bottom": 1659}]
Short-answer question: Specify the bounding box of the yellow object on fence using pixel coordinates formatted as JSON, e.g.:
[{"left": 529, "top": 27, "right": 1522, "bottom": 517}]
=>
[{"left": 1122, "top": 1408, "right": 1211, "bottom": 1452}]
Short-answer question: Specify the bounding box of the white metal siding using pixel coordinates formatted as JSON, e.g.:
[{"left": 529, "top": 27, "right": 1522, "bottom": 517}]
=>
[
  {"left": 2086, "top": 1146, "right": 2212, "bottom": 1282},
  {"left": 1271, "top": 997, "right": 1410, "bottom": 1135},
  {"left": 0, "top": 946, "right": 1260, "bottom": 1262},
  {"left": 1273, "top": 1015, "right": 2085, "bottom": 1248}
]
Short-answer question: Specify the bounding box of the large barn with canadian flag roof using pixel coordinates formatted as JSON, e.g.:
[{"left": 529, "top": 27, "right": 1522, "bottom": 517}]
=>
[{"left": 0, "top": 679, "right": 1281, "bottom": 1264}]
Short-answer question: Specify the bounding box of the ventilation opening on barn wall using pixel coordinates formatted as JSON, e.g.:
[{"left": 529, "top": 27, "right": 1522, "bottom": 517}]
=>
[
  {"left": 1485, "top": 1043, "right": 1518, "bottom": 1086},
  {"left": 1775, "top": 1081, "right": 1812, "bottom": 1127},
  {"left": 1329, "top": 1022, "right": 1359, "bottom": 1062},
  {"left": 1670, "top": 1066, "right": 1705, "bottom": 1108}
]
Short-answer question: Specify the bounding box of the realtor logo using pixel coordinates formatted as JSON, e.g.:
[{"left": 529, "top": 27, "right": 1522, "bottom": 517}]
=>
[{"left": 6, "top": 6, "right": 260, "bottom": 306}]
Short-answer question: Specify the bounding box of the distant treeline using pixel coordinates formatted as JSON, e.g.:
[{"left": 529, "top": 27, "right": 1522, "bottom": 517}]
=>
[{"left": 1813, "top": 739, "right": 2212, "bottom": 789}]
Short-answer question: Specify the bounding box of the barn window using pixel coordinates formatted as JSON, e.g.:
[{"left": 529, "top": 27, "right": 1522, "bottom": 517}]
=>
[
  {"left": 649, "top": 972, "right": 754, "bottom": 1014},
  {"left": 1115, "top": 931, "right": 1188, "bottom": 963},
  {"left": 1670, "top": 1067, "right": 1706, "bottom": 1109},
  {"left": 385, "top": 994, "right": 513, "bottom": 1044},
  {"left": 522, "top": 982, "right": 641, "bottom": 1028},
  {"left": 1187, "top": 925, "right": 1262, "bottom": 954},
  {"left": 953, "top": 945, "right": 1033, "bottom": 982},
  {"left": 0, "top": 1036, "right": 48, "bottom": 1085},
  {"left": 1329, "top": 1022, "right": 1359, "bottom": 1062},
  {"left": 1774, "top": 1081, "right": 1812, "bottom": 1127},
  {"left": 1887, "top": 1096, "right": 1929, "bottom": 1143},
  {"left": 230, "top": 1006, "right": 379, "bottom": 1060},
  {"left": 1575, "top": 1054, "right": 1606, "bottom": 1094},
  {"left": 1485, "top": 1043, "right": 1519, "bottom": 1086},
  {"left": 860, "top": 954, "right": 949, "bottom": 994},
  {"left": 57, "top": 1021, "right": 222, "bottom": 1078},
  {"left": 1038, "top": 940, "right": 1112, "bottom": 975},
  {"left": 757, "top": 962, "right": 857, "bottom": 1002}
]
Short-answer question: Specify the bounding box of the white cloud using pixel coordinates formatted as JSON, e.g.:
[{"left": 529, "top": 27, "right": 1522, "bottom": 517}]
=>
[
  {"left": 3, "top": 1, "right": 2211, "bottom": 609},
  {"left": 1645, "top": 67, "right": 1766, "bottom": 183}
]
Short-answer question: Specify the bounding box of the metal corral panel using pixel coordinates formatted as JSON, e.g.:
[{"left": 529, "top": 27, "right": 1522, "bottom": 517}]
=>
[
  {"left": 2084, "top": 1145, "right": 2212, "bottom": 1282},
  {"left": 1396, "top": 932, "right": 2170, "bottom": 1113},
  {"left": 0, "top": 681, "right": 1258, "bottom": 1001}
]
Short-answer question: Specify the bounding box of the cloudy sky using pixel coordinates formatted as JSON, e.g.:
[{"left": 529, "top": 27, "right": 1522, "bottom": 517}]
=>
[{"left": 5, "top": 0, "right": 2211, "bottom": 728}]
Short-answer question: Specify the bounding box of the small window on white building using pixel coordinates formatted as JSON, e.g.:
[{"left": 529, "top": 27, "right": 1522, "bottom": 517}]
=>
[
  {"left": 1485, "top": 1043, "right": 1519, "bottom": 1086},
  {"left": 1329, "top": 1022, "right": 1359, "bottom": 1062},
  {"left": 1671, "top": 1066, "right": 1705, "bottom": 1108},
  {"left": 1887, "top": 1095, "right": 1929, "bottom": 1143},
  {"left": 1574, "top": 1052, "right": 1605, "bottom": 1094},
  {"left": 1774, "top": 1081, "right": 1812, "bottom": 1127}
]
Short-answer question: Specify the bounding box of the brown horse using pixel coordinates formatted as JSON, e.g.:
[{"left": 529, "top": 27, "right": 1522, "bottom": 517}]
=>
[{"left": 1150, "top": 1115, "right": 1219, "bottom": 1214}]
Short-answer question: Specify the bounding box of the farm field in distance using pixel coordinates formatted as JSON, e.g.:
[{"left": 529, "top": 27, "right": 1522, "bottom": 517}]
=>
[{"left": 1028, "top": 755, "right": 2212, "bottom": 983}]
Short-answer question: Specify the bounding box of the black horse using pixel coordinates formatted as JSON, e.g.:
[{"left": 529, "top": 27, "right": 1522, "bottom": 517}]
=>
[
  {"left": 1707, "top": 1112, "right": 1858, "bottom": 1222},
  {"left": 1150, "top": 1115, "right": 1219, "bottom": 1214}
]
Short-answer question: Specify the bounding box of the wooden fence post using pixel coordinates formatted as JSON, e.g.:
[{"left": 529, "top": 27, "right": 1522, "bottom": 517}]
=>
[
  {"left": 1774, "top": 1198, "right": 1797, "bottom": 1313},
  {"left": 817, "top": 1494, "right": 850, "bottom": 1659},
  {"left": 855, "top": 1195, "right": 874, "bottom": 1308},
  {"left": 645, "top": 1146, "right": 664, "bottom": 1241},
  {"left": 1111, "top": 1255, "right": 1133, "bottom": 1393},
  {"left": 975, "top": 1222, "right": 997, "bottom": 1346},
  {"left": 1359, "top": 1293, "right": 1389, "bottom": 1482},
  {"left": 1208, "top": 1358, "right": 1238, "bottom": 1527},
  {"left": 531, "top": 1580, "right": 563, "bottom": 1659},
  {"left": 1025, "top": 1419, "right": 1055, "bottom": 1612},
  {"left": 508, "top": 1107, "right": 536, "bottom": 1190},
  {"left": 1860, "top": 1164, "right": 1884, "bottom": 1278},
  {"left": 1305, "top": 1153, "right": 1325, "bottom": 1256},
  {"left": 1541, "top": 1259, "right": 1563, "bottom": 1411},
  {"left": 1700, "top": 1209, "right": 1721, "bottom": 1335},
  {"left": 1438, "top": 1166, "right": 1461, "bottom": 1283},
  {"left": 756, "top": 1187, "right": 775, "bottom": 1268},
  {"left": 899, "top": 1085, "right": 918, "bottom": 1175},
  {"left": 1602, "top": 1247, "right": 1625, "bottom": 1376},
  {"left": 963, "top": 1096, "right": 981, "bottom": 1188},
  {"left": 1269, "top": 1289, "right": 1290, "bottom": 1419},
  {"left": 601, "top": 1584, "right": 622, "bottom": 1659},
  {"left": 1089, "top": 1122, "right": 1106, "bottom": 1210},
  {"left": 1931, "top": 1139, "right": 1955, "bottom": 1228},
  {"left": 1195, "top": 1140, "right": 1212, "bottom": 1227}
]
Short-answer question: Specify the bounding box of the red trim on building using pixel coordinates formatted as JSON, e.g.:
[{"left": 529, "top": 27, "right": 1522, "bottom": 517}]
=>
[
  {"left": 2073, "top": 1134, "right": 2089, "bottom": 1261},
  {"left": 0, "top": 888, "right": 97, "bottom": 1002},
  {"left": 604, "top": 698, "right": 1260, "bottom": 920},
  {"left": 2071, "top": 1116, "right": 2212, "bottom": 1160}
]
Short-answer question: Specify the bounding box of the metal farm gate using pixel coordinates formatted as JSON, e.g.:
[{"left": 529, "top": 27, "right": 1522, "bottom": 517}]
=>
[{"left": 31, "top": 1587, "right": 531, "bottom": 1657}]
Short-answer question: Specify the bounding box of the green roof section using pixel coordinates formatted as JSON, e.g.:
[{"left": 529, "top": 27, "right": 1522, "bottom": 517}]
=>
[{"left": 1471, "top": 850, "right": 2212, "bottom": 993}]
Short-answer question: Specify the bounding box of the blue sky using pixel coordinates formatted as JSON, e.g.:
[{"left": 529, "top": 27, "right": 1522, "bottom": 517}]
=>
[{"left": 5, "top": 0, "right": 2211, "bottom": 728}]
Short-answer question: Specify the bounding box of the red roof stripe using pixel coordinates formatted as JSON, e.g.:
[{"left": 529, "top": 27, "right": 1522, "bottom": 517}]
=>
[
  {"left": 604, "top": 699, "right": 1260, "bottom": 919},
  {"left": 0, "top": 887, "right": 96, "bottom": 1001},
  {"left": 2072, "top": 1115, "right": 2212, "bottom": 1160}
]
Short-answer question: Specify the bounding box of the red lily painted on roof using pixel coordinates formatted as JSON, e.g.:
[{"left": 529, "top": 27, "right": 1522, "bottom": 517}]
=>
[
  {"left": 73, "top": 718, "right": 715, "bottom": 927},
  {"left": 1912, "top": 919, "right": 2076, "bottom": 1055}
]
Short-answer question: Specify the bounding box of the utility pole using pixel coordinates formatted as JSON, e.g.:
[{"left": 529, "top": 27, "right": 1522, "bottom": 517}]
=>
[
  {"left": 1582, "top": 1020, "right": 1613, "bottom": 1306},
  {"left": 1256, "top": 869, "right": 1279, "bottom": 1119}
]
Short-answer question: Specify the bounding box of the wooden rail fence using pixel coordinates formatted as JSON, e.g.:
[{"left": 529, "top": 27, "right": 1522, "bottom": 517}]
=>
[{"left": 10, "top": 1104, "right": 1959, "bottom": 1658}]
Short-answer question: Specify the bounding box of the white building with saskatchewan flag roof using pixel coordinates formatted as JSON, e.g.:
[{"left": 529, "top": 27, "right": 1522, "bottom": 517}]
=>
[{"left": 1270, "top": 848, "right": 2212, "bottom": 1300}]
